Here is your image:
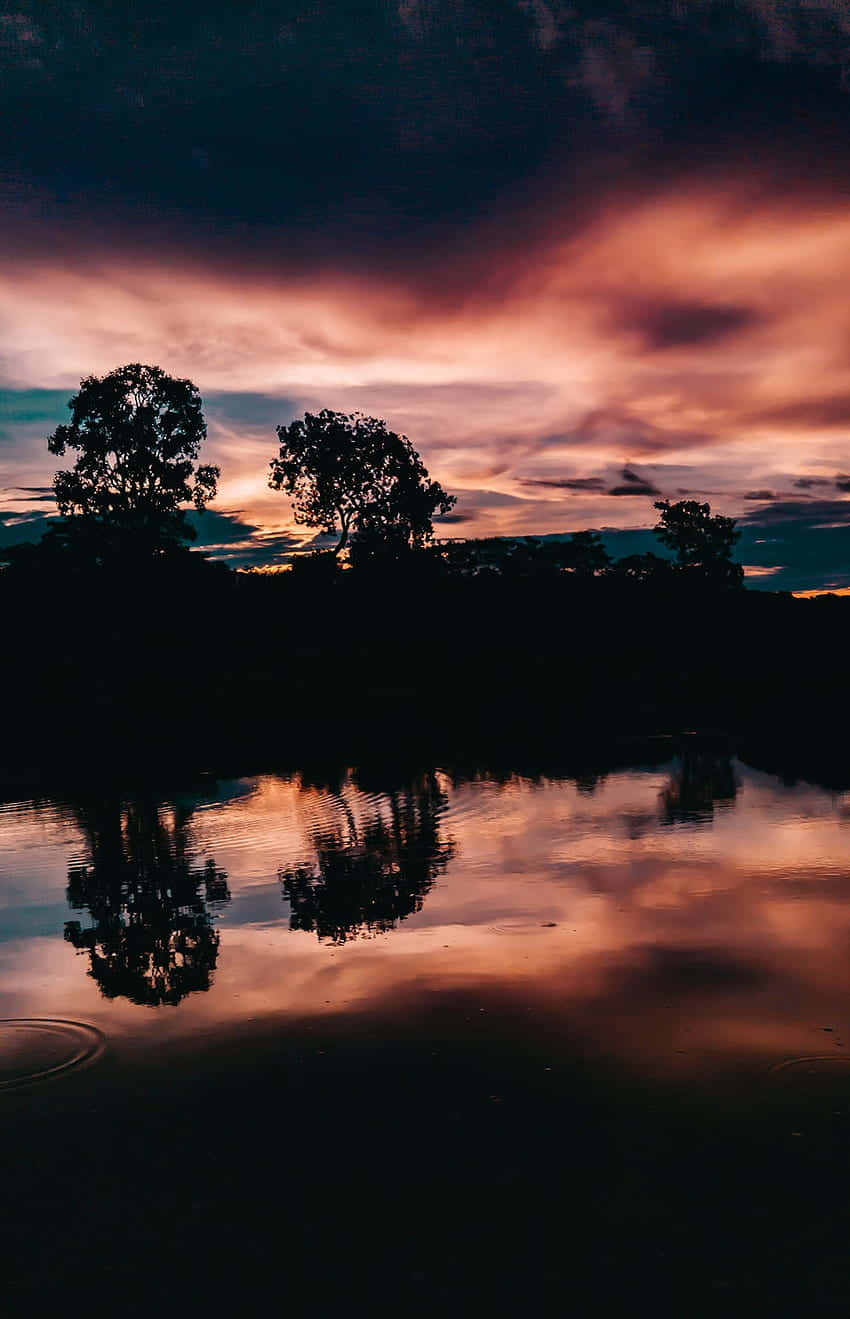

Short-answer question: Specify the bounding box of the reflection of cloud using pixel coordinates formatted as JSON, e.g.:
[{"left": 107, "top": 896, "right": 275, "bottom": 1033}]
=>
[{"left": 6, "top": 760, "right": 850, "bottom": 1082}]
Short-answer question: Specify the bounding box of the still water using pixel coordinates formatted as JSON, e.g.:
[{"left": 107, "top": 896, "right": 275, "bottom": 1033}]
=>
[{"left": 1, "top": 748, "right": 849, "bottom": 1312}]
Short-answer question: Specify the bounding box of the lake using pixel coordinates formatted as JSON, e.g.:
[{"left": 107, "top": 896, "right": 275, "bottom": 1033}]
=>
[{"left": 1, "top": 745, "right": 849, "bottom": 1313}]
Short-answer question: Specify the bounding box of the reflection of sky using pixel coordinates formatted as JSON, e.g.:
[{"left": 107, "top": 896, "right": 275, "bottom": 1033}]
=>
[{"left": 1, "top": 763, "right": 849, "bottom": 1079}]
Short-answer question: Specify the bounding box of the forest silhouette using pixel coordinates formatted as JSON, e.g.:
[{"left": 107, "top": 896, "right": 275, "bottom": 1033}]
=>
[{"left": 1, "top": 363, "right": 848, "bottom": 783}]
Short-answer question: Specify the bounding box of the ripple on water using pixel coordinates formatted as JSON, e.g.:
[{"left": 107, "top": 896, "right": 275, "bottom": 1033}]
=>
[
  {"left": 0, "top": 1019, "right": 105, "bottom": 1091},
  {"left": 767, "top": 1055, "right": 850, "bottom": 1101}
]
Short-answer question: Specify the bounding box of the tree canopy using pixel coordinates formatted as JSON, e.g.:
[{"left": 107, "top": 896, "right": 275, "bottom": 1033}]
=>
[
  {"left": 48, "top": 363, "right": 219, "bottom": 556},
  {"left": 269, "top": 409, "right": 455, "bottom": 558},
  {"left": 654, "top": 499, "right": 743, "bottom": 585}
]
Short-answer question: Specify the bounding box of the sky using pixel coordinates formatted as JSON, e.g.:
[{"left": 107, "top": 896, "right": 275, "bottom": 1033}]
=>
[{"left": 1, "top": 0, "right": 849, "bottom": 589}]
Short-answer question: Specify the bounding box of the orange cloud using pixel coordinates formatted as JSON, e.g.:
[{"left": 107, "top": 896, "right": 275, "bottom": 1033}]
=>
[{"left": 2, "top": 178, "right": 850, "bottom": 541}]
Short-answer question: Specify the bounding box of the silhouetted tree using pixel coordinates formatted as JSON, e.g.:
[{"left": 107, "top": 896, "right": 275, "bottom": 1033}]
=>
[
  {"left": 279, "top": 771, "right": 454, "bottom": 942},
  {"left": 653, "top": 500, "right": 743, "bottom": 585},
  {"left": 609, "top": 551, "right": 672, "bottom": 583},
  {"left": 269, "top": 410, "right": 455, "bottom": 558},
  {"left": 287, "top": 547, "right": 342, "bottom": 585},
  {"left": 64, "top": 797, "right": 230, "bottom": 1006},
  {"left": 562, "top": 530, "right": 611, "bottom": 577},
  {"left": 434, "top": 532, "right": 610, "bottom": 580},
  {"left": 48, "top": 363, "right": 219, "bottom": 558}
]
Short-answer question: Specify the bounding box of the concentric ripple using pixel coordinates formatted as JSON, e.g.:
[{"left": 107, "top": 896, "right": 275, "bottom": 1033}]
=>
[
  {"left": 0, "top": 1019, "right": 105, "bottom": 1091},
  {"left": 767, "top": 1054, "right": 850, "bottom": 1100}
]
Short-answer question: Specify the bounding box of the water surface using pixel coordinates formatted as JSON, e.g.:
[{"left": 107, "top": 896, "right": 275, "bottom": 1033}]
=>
[{"left": 2, "top": 749, "right": 849, "bottom": 1312}]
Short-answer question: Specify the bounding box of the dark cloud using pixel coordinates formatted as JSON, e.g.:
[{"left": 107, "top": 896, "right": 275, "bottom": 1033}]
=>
[
  {"left": 749, "top": 393, "right": 850, "bottom": 428},
  {"left": 186, "top": 510, "right": 300, "bottom": 567},
  {"left": 623, "top": 299, "right": 759, "bottom": 350},
  {"left": 450, "top": 489, "right": 531, "bottom": 510},
  {"left": 837, "top": 474, "right": 850, "bottom": 492},
  {"left": 793, "top": 476, "right": 832, "bottom": 489},
  {"left": 0, "top": 507, "right": 301, "bottom": 568},
  {"left": 0, "top": 511, "right": 47, "bottom": 526},
  {"left": 608, "top": 483, "right": 660, "bottom": 496},
  {"left": 735, "top": 501, "right": 850, "bottom": 592},
  {"left": 741, "top": 498, "right": 850, "bottom": 528},
  {"left": 743, "top": 489, "right": 777, "bottom": 500},
  {"left": 607, "top": 468, "right": 660, "bottom": 496},
  {"left": 570, "top": 409, "right": 709, "bottom": 457},
  {"left": 520, "top": 476, "right": 607, "bottom": 491},
  {"left": 0, "top": 511, "right": 54, "bottom": 548},
  {"left": 5, "top": 0, "right": 850, "bottom": 290}
]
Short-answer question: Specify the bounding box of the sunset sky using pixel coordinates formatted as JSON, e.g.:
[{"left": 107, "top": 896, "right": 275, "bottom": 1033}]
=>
[{"left": 1, "top": 0, "right": 850, "bottom": 589}]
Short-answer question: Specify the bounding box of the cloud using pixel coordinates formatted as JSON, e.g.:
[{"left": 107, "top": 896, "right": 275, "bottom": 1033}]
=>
[
  {"left": 743, "top": 489, "right": 777, "bottom": 500},
  {"left": 0, "top": 510, "right": 54, "bottom": 548},
  {"left": 185, "top": 510, "right": 301, "bottom": 567},
  {"left": 623, "top": 299, "right": 760, "bottom": 351},
  {"left": 608, "top": 482, "right": 661, "bottom": 497},
  {"left": 520, "top": 476, "right": 607, "bottom": 491},
  {"left": 793, "top": 476, "right": 833, "bottom": 489},
  {"left": 748, "top": 393, "right": 850, "bottom": 428},
  {"left": 607, "top": 468, "right": 661, "bottom": 497},
  {"left": 0, "top": 485, "right": 55, "bottom": 503},
  {"left": 3, "top": 5, "right": 850, "bottom": 589},
  {"left": 741, "top": 498, "right": 850, "bottom": 528}
]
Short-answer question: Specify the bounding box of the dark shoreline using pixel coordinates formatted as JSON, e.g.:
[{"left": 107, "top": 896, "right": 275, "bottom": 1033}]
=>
[{"left": 4, "top": 562, "right": 849, "bottom": 795}]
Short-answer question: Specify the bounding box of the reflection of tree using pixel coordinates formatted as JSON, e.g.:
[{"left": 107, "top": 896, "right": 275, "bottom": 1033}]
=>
[
  {"left": 280, "top": 771, "right": 454, "bottom": 943},
  {"left": 64, "top": 798, "right": 230, "bottom": 1006},
  {"left": 660, "top": 749, "right": 738, "bottom": 825}
]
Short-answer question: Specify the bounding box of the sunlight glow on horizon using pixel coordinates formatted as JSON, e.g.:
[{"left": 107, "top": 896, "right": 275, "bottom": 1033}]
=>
[{"left": 2, "top": 180, "right": 850, "bottom": 564}]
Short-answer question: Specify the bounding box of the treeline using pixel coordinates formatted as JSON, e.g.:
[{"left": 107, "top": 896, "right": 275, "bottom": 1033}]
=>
[
  {"left": 1, "top": 362, "right": 848, "bottom": 783},
  {"left": 2, "top": 362, "right": 744, "bottom": 586}
]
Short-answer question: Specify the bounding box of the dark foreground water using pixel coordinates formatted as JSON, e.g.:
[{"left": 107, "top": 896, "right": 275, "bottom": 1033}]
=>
[{"left": 1, "top": 749, "right": 849, "bottom": 1314}]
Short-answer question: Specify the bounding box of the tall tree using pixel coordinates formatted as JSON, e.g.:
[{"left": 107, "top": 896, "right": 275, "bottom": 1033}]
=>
[
  {"left": 269, "top": 410, "right": 455, "bottom": 558},
  {"left": 48, "top": 363, "right": 219, "bottom": 555},
  {"left": 653, "top": 500, "right": 743, "bottom": 585}
]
